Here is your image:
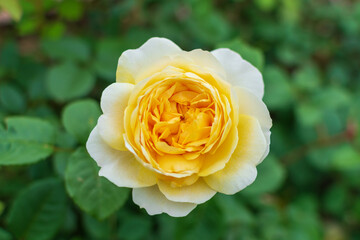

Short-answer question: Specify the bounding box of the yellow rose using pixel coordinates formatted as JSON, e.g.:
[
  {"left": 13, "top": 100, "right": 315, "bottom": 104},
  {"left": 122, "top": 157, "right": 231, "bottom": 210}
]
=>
[{"left": 86, "top": 38, "right": 272, "bottom": 217}]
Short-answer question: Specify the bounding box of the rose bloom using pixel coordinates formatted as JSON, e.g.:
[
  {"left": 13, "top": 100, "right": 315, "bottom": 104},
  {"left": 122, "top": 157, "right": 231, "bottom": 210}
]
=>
[{"left": 86, "top": 38, "right": 272, "bottom": 217}]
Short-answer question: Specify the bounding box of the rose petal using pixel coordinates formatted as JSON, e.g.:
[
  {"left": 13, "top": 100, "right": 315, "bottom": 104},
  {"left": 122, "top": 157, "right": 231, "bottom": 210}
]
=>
[
  {"left": 117, "top": 37, "right": 182, "bottom": 83},
  {"left": 204, "top": 115, "right": 266, "bottom": 194},
  {"left": 158, "top": 178, "right": 216, "bottom": 204},
  {"left": 235, "top": 87, "right": 272, "bottom": 163},
  {"left": 157, "top": 154, "right": 202, "bottom": 174},
  {"left": 207, "top": 162, "right": 257, "bottom": 195},
  {"left": 86, "top": 126, "right": 157, "bottom": 188},
  {"left": 235, "top": 86, "right": 272, "bottom": 130},
  {"left": 211, "top": 48, "right": 264, "bottom": 99},
  {"left": 176, "top": 49, "right": 226, "bottom": 77},
  {"left": 132, "top": 185, "right": 197, "bottom": 217},
  {"left": 98, "top": 82, "right": 134, "bottom": 151},
  {"left": 198, "top": 123, "right": 238, "bottom": 176},
  {"left": 259, "top": 129, "right": 271, "bottom": 163}
]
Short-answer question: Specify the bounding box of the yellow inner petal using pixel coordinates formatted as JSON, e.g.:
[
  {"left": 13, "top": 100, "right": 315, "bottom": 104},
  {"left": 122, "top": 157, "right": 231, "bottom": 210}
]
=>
[{"left": 124, "top": 67, "right": 234, "bottom": 177}]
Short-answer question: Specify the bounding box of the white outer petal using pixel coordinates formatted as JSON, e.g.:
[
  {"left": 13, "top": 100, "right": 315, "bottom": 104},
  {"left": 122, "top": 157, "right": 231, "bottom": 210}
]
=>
[
  {"left": 100, "top": 82, "right": 134, "bottom": 114},
  {"left": 206, "top": 163, "right": 258, "bottom": 195},
  {"left": 158, "top": 178, "right": 216, "bottom": 204},
  {"left": 234, "top": 87, "right": 272, "bottom": 163},
  {"left": 132, "top": 186, "right": 197, "bottom": 217},
  {"left": 211, "top": 48, "right": 264, "bottom": 99},
  {"left": 98, "top": 82, "right": 134, "bottom": 151},
  {"left": 117, "top": 37, "right": 182, "bottom": 83},
  {"left": 260, "top": 129, "right": 271, "bottom": 163},
  {"left": 86, "top": 126, "right": 157, "bottom": 188},
  {"left": 235, "top": 87, "right": 272, "bottom": 129},
  {"left": 204, "top": 115, "right": 266, "bottom": 195}
]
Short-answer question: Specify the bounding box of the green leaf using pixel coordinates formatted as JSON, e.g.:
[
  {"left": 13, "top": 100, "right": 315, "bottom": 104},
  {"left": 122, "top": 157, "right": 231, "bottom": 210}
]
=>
[
  {"left": 118, "top": 215, "right": 152, "bottom": 240},
  {"left": 58, "top": 0, "right": 84, "bottom": 21},
  {"left": 0, "top": 200, "right": 4, "bottom": 216},
  {"left": 286, "top": 196, "right": 322, "bottom": 240},
  {"left": 263, "top": 66, "right": 294, "bottom": 109},
  {"left": 276, "top": 45, "right": 301, "bottom": 66},
  {"left": 326, "top": 63, "right": 349, "bottom": 85},
  {"left": 62, "top": 99, "right": 101, "bottom": 143},
  {"left": 6, "top": 178, "right": 66, "bottom": 240},
  {"left": 41, "top": 21, "right": 66, "bottom": 40},
  {"left": 313, "top": 87, "right": 350, "bottom": 110},
  {"left": 83, "top": 214, "right": 112, "bottom": 240},
  {"left": 256, "top": 206, "right": 287, "bottom": 239},
  {"left": 59, "top": 207, "right": 78, "bottom": 235},
  {"left": 28, "top": 76, "right": 49, "bottom": 101},
  {"left": 214, "top": 195, "right": 253, "bottom": 224},
  {"left": 0, "top": 228, "right": 12, "bottom": 240},
  {"left": 255, "top": 0, "right": 278, "bottom": 11},
  {"left": 294, "top": 64, "right": 321, "bottom": 92},
  {"left": 156, "top": 215, "right": 177, "bottom": 240},
  {"left": 186, "top": 1, "right": 231, "bottom": 45},
  {"left": 296, "top": 102, "right": 323, "bottom": 127},
  {"left": 46, "top": 62, "right": 95, "bottom": 102},
  {"left": 217, "top": 39, "right": 264, "bottom": 71},
  {"left": 324, "top": 184, "right": 347, "bottom": 216},
  {"left": 42, "top": 37, "right": 90, "bottom": 62},
  {"left": 0, "top": 117, "right": 55, "bottom": 165},
  {"left": 94, "top": 38, "right": 124, "bottom": 81},
  {"left": 331, "top": 145, "right": 360, "bottom": 171},
  {"left": 53, "top": 151, "right": 71, "bottom": 178},
  {"left": 65, "top": 148, "right": 129, "bottom": 220},
  {"left": 52, "top": 131, "right": 76, "bottom": 177},
  {"left": 280, "top": 0, "right": 301, "bottom": 23},
  {"left": 308, "top": 146, "right": 337, "bottom": 170},
  {"left": 0, "top": 84, "right": 26, "bottom": 113},
  {"left": 0, "top": 42, "right": 19, "bottom": 72},
  {"left": 17, "top": 17, "right": 40, "bottom": 36},
  {"left": 0, "top": 0, "right": 22, "bottom": 21},
  {"left": 55, "top": 131, "right": 77, "bottom": 148},
  {"left": 242, "top": 155, "right": 285, "bottom": 195}
]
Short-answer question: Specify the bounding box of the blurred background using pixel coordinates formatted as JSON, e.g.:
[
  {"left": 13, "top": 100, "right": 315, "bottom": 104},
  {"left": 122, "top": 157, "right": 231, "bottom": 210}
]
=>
[{"left": 0, "top": 0, "right": 360, "bottom": 239}]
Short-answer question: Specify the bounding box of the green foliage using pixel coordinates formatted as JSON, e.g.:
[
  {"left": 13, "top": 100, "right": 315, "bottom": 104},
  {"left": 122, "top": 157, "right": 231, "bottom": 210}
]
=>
[
  {"left": 0, "top": 42, "right": 19, "bottom": 74},
  {"left": 118, "top": 214, "right": 152, "bottom": 240},
  {"left": 255, "top": 0, "right": 278, "bottom": 11},
  {"left": 0, "top": 228, "right": 12, "bottom": 240},
  {"left": 46, "top": 61, "right": 95, "bottom": 102},
  {"left": 324, "top": 183, "right": 347, "bottom": 216},
  {"left": 0, "top": 84, "right": 26, "bottom": 113},
  {"left": 294, "top": 64, "right": 321, "bottom": 92},
  {"left": 82, "top": 214, "right": 112, "bottom": 240},
  {"left": 58, "top": 0, "right": 84, "bottom": 21},
  {"left": 0, "top": 117, "right": 55, "bottom": 165},
  {"left": 214, "top": 195, "right": 253, "bottom": 224},
  {"left": 41, "top": 37, "right": 90, "bottom": 62},
  {"left": 331, "top": 145, "right": 360, "bottom": 171},
  {"left": 94, "top": 39, "right": 125, "bottom": 81},
  {"left": 0, "top": 201, "right": 4, "bottom": 216},
  {"left": 185, "top": 0, "right": 231, "bottom": 46},
  {"left": 53, "top": 151, "right": 72, "bottom": 178},
  {"left": 42, "top": 21, "right": 66, "bottom": 40},
  {"left": 65, "top": 148, "right": 129, "bottom": 220},
  {"left": 62, "top": 99, "right": 101, "bottom": 144},
  {"left": 296, "top": 102, "right": 323, "bottom": 127},
  {"left": 263, "top": 66, "right": 294, "bottom": 110},
  {"left": 6, "top": 178, "right": 66, "bottom": 240},
  {"left": 242, "top": 155, "right": 286, "bottom": 196},
  {"left": 286, "top": 196, "right": 322, "bottom": 240}
]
